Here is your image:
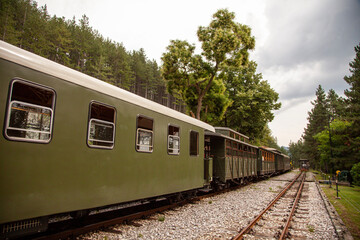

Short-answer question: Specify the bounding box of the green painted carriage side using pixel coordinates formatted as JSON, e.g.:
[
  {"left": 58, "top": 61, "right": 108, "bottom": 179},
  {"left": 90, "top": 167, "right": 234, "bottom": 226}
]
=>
[
  {"left": 0, "top": 58, "right": 207, "bottom": 224},
  {"left": 232, "top": 153, "right": 240, "bottom": 179},
  {"left": 258, "top": 148, "right": 275, "bottom": 175},
  {"left": 275, "top": 154, "right": 283, "bottom": 172},
  {"left": 209, "top": 132, "right": 259, "bottom": 183}
]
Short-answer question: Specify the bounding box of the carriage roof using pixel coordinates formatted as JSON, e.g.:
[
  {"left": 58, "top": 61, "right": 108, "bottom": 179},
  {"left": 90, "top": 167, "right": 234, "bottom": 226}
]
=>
[{"left": 0, "top": 41, "right": 214, "bottom": 132}]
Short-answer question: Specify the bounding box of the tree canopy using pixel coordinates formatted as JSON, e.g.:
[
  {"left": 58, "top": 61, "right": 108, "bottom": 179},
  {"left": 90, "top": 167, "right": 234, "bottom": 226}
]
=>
[
  {"left": 217, "top": 61, "right": 281, "bottom": 140},
  {"left": 161, "top": 9, "right": 255, "bottom": 120},
  {"left": 161, "top": 9, "right": 282, "bottom": 146}
]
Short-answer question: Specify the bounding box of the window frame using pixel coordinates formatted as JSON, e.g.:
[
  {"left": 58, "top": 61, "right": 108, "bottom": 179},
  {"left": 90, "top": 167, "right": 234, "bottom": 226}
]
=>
[
  {"left": 167, "top": 124, "right": 180, "bottom": 155},
  {"left": 4, "top": 79, "right": 56, "bottom": 144},
  {"left": 87, "top": 101, "right": 116, "bottom": 150},
  {"left": 189, "top": 130, "right": 199, "bottom": 156},
  {"left": 136, "top": 115, "right": 154, "bottom": 153}
]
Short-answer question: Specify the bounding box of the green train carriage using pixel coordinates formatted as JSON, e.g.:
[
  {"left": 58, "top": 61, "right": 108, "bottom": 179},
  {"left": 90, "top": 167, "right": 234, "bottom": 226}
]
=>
[
  {"left": 0, "top": 41, "right": 215, "bottom": 237},
  {"left": 258, "top": 147, "right": 276, "bottom": 175},
  {"left": 205, "top": 127, "right": 258, "bottom": 186}
]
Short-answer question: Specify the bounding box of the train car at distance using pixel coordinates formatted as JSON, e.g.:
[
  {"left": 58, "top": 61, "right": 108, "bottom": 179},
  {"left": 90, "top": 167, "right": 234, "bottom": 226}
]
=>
[
  {"left": 206, "top": 127, "right": 258, "bottom": 187},
  {"left": 283, "top": 154, "right": 291, "bottom": 172},
  {"left": 258, "top": 147, "right": 276, "bottom": 175},
  {"left": 0, "top": 41, "right": 215, "bottom": 238},
  {"left": 299, "top": 159, "right": 310, "bottom": 171}
]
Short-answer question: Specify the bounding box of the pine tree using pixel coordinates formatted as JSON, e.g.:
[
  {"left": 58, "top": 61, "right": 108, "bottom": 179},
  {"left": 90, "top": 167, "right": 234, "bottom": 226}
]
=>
[
  {"left": 326, "top": 89, "right": 346, "bottom": 119},
  {"left": 344, "top": 42, "right": 360, "bottom": 163},
  {"left": 289, "top": 139, "right": 305, "bottom": 168},
  {"left": 303, "top": 85, "right": 329, "bottom": 171}
]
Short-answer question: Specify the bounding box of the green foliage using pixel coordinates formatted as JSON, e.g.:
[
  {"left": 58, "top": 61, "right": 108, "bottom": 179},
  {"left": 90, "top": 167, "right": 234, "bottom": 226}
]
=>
[
  {"left": 252, "top": 125, "right": 281, "bottom": 150},
  {"left": 300, "top": 43, "right": 360, "bottom": 174},
  {"left": 303, "top": 85, "right": 328, "bottom": 170},
  {"left": 157, "top": 214, "right": 165, "bottom": 222},
  {"left": 161, "top": 9, "right": 255, "bottom": 120},
  {"left": 289, "top": 139, "right": 305, "bottom": 168},
  {"left": 217, "top": 61, "right": 281, "bottom": 140},
  {"left": 327, "top": 89, "right": 346, "bottom": 119},
  {"left": 322, "top": 185, "right": 360, "bottom": 239},
  {"left": 314, "top": 119, "right": 353, "bottom": 172},
  {"left": 344, "top": 42, "right": 360, "bottom": 163},
  {"left": 351, "top": 162, "right": 360, "bottom": 186}
]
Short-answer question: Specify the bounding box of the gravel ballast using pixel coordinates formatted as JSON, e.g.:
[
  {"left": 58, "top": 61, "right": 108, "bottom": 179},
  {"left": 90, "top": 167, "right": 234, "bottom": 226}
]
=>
[{"left": 79, "top": 171, "right": 341, "bottom": 240}]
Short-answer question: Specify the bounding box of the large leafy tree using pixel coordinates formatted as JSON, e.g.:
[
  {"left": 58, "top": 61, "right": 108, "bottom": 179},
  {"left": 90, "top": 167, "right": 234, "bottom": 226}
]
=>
[
  {"left": 218, "top": 61, "right": 281, "bottom": 139},
  {"left": 161, "top": 9, "right": 255, "bottom": 120}
]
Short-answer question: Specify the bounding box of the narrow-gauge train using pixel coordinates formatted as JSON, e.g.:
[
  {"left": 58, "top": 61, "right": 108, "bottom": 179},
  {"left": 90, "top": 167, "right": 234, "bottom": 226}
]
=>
[
  {"left": 0, "top": 41, "right": 290, "bottom": 238},
  {"left": 299, "top": 159, "right": 310, "bottom": 171}
]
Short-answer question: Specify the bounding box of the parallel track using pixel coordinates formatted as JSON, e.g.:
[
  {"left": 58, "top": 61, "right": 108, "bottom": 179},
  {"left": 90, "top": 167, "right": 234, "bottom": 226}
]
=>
[{"left": 233, "top": 172, "right": 306, "bottom": 240}]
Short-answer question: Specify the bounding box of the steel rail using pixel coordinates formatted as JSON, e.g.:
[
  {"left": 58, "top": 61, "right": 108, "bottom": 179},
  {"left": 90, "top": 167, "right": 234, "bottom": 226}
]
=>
[
  {"left": 233, "top": 172, "right": 303, "bottom": 240},
  {"left": 279, "top": 171, "right": 306, "bottom": 239}
]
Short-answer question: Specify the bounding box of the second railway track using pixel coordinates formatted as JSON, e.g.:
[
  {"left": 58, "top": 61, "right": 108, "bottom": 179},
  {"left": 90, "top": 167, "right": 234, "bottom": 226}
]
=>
[{"left": 234, "top": 172, "right": 307, "bottom": 240}]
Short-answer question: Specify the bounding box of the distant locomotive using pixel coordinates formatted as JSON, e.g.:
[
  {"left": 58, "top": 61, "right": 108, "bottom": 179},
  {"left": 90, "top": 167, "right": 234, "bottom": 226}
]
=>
[
  {"left": 0, "top": 41, "right": 290, "bottom": 238},
  {"left": 299, "top": 159, "right": 310, "bottom": 171}
]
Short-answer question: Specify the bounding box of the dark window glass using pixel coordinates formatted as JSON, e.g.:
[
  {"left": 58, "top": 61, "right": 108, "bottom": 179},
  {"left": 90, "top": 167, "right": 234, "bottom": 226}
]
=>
[
  {"left": 190, "top": 130, "right": 199, "bottom": 156},
  {"left": 168, "top": 125, "right": 180, "bottom": 155},
  {"left": 136, "top": 116, "right": 153, "bottom": 152},
  {"left": 5, "top": 80, "right": 55, "bottom": 143},
  {"left": 88, "top": 102, "right": 116, "bottom": 149}
]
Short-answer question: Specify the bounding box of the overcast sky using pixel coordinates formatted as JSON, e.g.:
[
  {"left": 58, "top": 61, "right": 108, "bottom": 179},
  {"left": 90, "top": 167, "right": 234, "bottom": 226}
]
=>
[{"left": 36, "top": 0, "right": 360, "bottom": 146}]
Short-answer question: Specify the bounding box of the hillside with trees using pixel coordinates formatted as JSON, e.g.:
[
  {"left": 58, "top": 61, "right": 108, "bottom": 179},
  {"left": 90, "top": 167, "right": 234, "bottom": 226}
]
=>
[{"left": 0, "top": 0, "right": 183, "bottom": 110}]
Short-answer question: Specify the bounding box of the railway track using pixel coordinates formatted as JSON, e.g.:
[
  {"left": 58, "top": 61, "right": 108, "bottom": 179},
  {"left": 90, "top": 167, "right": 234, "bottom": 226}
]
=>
[
  {"left": 233, "top": 172, "right": 307, "bottom": 240},
  {"left": 27, "top": 171, "right": 341, "bottom": 240}
]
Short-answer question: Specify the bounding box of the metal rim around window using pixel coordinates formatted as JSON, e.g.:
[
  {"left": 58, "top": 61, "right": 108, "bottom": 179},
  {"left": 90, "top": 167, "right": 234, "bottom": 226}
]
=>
[{"left": 5, "top": 100, "right": 54, "bottom": 143}]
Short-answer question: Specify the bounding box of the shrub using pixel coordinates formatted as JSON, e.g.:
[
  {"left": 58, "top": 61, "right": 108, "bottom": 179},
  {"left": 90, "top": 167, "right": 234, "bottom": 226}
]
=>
[{"left": 350, "top": 162, "right": 360, "bottom": 186}]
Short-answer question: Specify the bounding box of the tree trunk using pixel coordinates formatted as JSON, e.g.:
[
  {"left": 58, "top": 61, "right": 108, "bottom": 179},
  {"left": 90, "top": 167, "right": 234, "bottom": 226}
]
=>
[{"left": 196, "top": 94, "right": 204, "bottom": 119}]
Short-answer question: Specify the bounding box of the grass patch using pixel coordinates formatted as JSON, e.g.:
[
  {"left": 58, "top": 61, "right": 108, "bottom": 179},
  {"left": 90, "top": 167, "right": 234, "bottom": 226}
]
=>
[
  {"left": 312, "top": 170, "right": 332, "bottom": 181},
  {"left": 157, "top": 214, "right": 165, "bottom": 222},
  {"left": 321, "top": 184, "right": 360, "bottom": 240}
]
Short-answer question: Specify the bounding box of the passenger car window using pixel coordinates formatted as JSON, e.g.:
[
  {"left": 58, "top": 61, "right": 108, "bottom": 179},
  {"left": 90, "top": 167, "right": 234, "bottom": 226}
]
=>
[
  {"left": 5, "top": 80, "right": 55, "bottom": 143},
  {"left": 168, "top": 125, "right": 180, "bottom": 155},
  {"left": 190, "top": 130, "right": 199, "bottom": 156},
  {"left": 136, "top": 115, "right": 153, "bottom": 152},
  {"left": 87, "top": 102, "right": 116, "bottom": 149}
]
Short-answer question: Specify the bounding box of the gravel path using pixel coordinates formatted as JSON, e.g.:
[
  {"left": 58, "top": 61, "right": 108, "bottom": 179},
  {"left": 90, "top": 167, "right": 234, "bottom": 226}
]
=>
[{"left": 79, "top": 170, "right": 339, "bottom": 240}]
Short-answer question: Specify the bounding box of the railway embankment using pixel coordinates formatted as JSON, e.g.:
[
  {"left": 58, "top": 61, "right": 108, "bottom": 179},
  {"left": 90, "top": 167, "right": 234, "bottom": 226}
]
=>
[{"left": 79, "top": 170, "right": 348, "bottom": 239}]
